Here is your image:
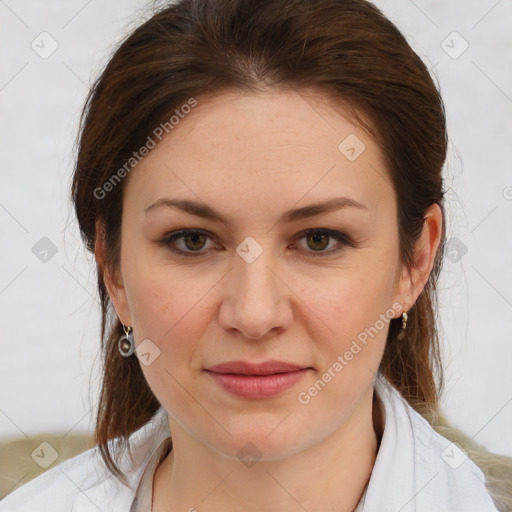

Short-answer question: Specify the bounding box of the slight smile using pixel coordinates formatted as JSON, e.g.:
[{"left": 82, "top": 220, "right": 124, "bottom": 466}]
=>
[{"left": 204, "top": 360, "right": 313, "bottom": 399}]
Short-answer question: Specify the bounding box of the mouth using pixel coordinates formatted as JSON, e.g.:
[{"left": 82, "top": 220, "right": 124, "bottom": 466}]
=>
[
  {"left": 206, "top": 360, "right": 311, "bottom": 375},
  {"left": 204, "top": 360, "right": 313, "bottom": 399}
]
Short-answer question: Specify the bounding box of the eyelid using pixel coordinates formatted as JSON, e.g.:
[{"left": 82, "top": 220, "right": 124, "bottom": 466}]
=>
[
  {"left": 157, "top": 228, "right": 354, "bottom": 258},
  {"left": 290, "top": 228, "right": 354, "bottom": 258},
  {"left": 157, "top": 229, "right": 219, "bottom": 256}
]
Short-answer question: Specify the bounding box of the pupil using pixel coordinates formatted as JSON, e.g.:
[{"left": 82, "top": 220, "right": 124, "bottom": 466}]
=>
[
  {"left": 309, "top": 232, "right": 328, "bottom": 251},
  {"left": 185, "top": 233, "right": 205, "bottom": 250}
]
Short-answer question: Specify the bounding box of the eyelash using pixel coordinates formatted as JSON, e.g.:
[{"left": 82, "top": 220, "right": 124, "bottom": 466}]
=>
[{"left": 157, "top": 228, "right": 354, "bottom": 259}]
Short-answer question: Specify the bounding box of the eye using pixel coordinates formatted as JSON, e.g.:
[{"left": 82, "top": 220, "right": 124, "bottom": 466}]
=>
[
  {"left": 158, "top": 229, "right": 217, "bottom": 257},
  {"left": 291, "top": 228, "right": 353, "bottom": 257},
  {"left": 157, "top": 228, "right": 353, "bottom": 258}
]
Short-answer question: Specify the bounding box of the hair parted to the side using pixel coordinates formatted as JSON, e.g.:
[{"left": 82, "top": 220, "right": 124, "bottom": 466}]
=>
[{"left": 70, "top": 0, "right": 512, "bottom": 506}]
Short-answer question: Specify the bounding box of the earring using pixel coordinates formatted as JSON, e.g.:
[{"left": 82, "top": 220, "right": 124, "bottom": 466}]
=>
[
  {"left": 396, "top": 310, "right": 408, "bottom": 340},
  {"left": 118, "top": 324, "right": 135, "bottom": 357},
  {"left": 401, "top": 311, "right": 408, "bottom": 330}
]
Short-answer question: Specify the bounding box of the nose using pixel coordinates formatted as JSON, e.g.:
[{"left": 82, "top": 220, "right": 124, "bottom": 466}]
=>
[{"left": 218, "top": 243, "right": 293, "bottom": 340}]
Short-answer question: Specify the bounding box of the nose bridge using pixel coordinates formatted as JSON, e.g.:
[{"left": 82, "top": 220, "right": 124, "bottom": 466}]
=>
[
  {"left": 220, "top": 236, "right": 291, "bottom": 338},
  {"left": 236, "top": 235, "right": 281, "bottom": 306},
  {"left": 238, "top": 241, "right": 277, "bottom": 295}
]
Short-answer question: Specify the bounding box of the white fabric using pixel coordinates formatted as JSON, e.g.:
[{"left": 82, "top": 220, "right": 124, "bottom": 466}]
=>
[
  {"left": 129, "top": 434, "right": 171, "bottom": 512},
  {"left": 0, "top": 374, "right": 499, "bottom": 512}
]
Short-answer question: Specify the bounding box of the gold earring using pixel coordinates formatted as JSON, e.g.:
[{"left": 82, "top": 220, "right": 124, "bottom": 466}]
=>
[{"left": 401, "top": 311, "right": 408, "bottom": 330}]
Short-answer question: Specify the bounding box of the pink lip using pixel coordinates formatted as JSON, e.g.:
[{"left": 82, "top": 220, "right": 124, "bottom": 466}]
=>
[{"left": 205, "top": 360, "right": 312, "bottom": 399}]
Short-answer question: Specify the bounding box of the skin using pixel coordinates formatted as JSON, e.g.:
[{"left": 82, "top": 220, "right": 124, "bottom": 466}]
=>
[{"left": 96, "top": 88, "right": 442, "bottom": 512}]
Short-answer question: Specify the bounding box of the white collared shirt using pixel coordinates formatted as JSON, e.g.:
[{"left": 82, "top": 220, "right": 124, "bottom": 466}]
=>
[{"left": 0, "top": 374, "right": 499, "bottom": 512}]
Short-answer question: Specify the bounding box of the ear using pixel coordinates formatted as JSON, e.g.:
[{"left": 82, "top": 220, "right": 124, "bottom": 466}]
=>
[
  {"left": 392, "top": 203, "right": 443, "bottom": 313},
  {"left": 94, "top": 220, "right": 133, "bottom": 326}
]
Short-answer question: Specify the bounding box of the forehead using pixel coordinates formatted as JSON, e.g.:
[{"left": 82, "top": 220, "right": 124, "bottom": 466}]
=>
[{"left": 124, "top": 88, "right": 394, "bottom": 220}]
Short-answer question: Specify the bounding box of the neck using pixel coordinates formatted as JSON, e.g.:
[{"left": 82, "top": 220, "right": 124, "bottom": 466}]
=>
[{"left": 153, "top": 385, "right": 383, "bottom": 512}]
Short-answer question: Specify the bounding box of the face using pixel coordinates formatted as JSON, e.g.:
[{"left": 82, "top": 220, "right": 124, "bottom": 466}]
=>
[{"left": 104, "top": 88, "right": 418, "bottom": 461}]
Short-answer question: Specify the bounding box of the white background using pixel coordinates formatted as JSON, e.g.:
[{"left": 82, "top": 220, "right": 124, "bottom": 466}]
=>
[{"left": 1, "top": 0, "right": 511, "bottom": 458}]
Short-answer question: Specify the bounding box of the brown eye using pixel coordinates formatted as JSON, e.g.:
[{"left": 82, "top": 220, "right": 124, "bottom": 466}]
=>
[
  {"left": 306, "top": 231, "right": 330, "bottom": 251},
  {"left": 182, "top": 232, "right": 208, "bottom": 251},
  {"left": 293, "top": 229, "right": 353, "bottom": 258},
  {"left": 158, "top": 230, "right": 215, "bottom": 257},
  {"left": 158, "top": 228, "right": 353, "bottom": 259}
]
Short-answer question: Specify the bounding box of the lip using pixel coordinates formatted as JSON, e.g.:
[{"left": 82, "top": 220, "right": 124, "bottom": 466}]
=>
[
  {"left": 207, "top": 360, "right": 308, "bottom": 375},
  {"left": 205, "top": 360, "right": 312, "bottom": 399}
]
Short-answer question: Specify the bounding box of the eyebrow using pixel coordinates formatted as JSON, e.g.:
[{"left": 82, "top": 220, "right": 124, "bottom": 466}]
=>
[{"left": 144, "top": 196, "right": 369, "bottom": 224}]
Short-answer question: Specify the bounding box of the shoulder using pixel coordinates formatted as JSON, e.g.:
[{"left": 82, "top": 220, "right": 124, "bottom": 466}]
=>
[
  {"left": 0, "top": 407, "right": 171, "bottom": 512},
  {"left": 375, "top": 375, "right": 478, "bottom": 472},
  {"left": 370, "top": 376, "right": 500, "bottom": 511},
  {"left": 0, "top": 447, "right": 106, "bottom": 511}
]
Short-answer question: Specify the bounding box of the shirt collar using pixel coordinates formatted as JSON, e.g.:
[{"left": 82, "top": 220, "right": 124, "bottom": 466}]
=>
[
  {"left": 363, "top": 374, "right": 498, "bottom": 511},
  {"left": 73, "top": 376, "right": 498, "bottom": 512}
]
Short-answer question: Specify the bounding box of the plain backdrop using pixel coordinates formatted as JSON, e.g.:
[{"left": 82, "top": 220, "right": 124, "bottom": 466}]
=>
[{"left": 1, "top": 0, "right": 511, "bottom": 458}]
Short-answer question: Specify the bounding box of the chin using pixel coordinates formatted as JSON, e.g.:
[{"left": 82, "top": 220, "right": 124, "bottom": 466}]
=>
[{"left": 203, "top": 418, "right": 310, "bottom": 463}]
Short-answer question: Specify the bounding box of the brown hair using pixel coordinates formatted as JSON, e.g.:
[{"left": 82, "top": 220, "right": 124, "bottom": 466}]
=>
[{"left": 72, "top": 0, "right": 447, "bottom": 482}]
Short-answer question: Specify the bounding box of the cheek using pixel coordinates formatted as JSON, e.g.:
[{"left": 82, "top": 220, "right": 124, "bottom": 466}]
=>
[
  {"left": 124, "top": 260, "right": 220, "bottom": 393},
  {"left": 294, "top": 277, "right": 391, "bottom": 416},
  {"left": 126, "top": 266, "right": 211, "bottom": 415},
  {"left": 125, "top": 253, "right": 208, "bottom": 339},
  {"left": 304, "top": 261, "right": 396, "bottom": 333},
  {"left": 297, "top": 254, "right": 397, "bottom": 370}
]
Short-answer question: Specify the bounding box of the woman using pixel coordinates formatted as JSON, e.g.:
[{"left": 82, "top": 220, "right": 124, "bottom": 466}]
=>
[{"left": 1, "top": 0, "right": 509, "bottom": 510}]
